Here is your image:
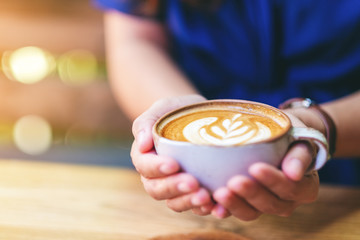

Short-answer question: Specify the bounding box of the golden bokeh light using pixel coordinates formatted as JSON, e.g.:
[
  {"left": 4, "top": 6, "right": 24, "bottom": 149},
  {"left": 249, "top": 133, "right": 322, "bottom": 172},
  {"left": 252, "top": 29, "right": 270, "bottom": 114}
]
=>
[
  {"left": 13, "top": 115, "right": 52, "bottom": 155},
  {"left": 57, "top": 49, "right": 98, "bottom": 86},
  {"left": 1, "top": 46, "right": 55, "bottom": 84}
]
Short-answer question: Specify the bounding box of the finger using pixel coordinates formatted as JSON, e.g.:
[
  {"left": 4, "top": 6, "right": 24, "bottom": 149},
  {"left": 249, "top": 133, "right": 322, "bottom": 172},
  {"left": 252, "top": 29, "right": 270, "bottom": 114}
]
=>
[
  {"left": 131, "top": 141, "right": 180, "bottom": 178},
  {"left": 132, "top": 95, "right": 206, "bottom": 153},
  {"left": 132, "top": 100, "right": 172, "bottom": 153},
  {"left": 228, "top": 175, "right": 297, "bottom": 217},
  {"left": 141, "top": 173, "right": 199, "bottom": 200},
  {"left": 166, "top": 188, "right": 212, "bottom": 212},
  {"left": 211, "top": 205, "right": 231, "bottom": 219},
  {"left": 132, "top": 115, "right": 157, "bottom": 153},
  {"left": 249, "top": 163, "right": 319, "bottom": 203},
  {"left": 212, "top": 187, "right": 261, "bottom": 221},
  {"left": 192, "top": 203, "right": 215, "bottom": 216},
  {"left": 282, "top": 141, "right": 314, "bottom": 181}
]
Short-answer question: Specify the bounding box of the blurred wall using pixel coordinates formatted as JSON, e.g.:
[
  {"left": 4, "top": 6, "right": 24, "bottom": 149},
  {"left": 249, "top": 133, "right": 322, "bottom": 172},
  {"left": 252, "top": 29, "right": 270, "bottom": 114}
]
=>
[
  {"left": 0, "top": 0, "right": 133, "bottom": 159},
  {"left": 0, "top": 0, "right": 104, "bottom": 54}
]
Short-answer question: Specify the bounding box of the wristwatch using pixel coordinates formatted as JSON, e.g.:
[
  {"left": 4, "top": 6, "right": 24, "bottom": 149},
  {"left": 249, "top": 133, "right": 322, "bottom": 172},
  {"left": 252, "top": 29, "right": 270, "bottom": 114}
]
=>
[{"left": 279, "top": 98, "right": 337, "bottom": 157}]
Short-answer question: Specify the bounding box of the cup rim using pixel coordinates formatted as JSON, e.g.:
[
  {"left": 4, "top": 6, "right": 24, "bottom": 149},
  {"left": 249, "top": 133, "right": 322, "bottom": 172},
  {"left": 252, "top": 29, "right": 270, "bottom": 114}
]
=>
[{"left": 153, "top": 99, "right": 292, "bottom": 148}]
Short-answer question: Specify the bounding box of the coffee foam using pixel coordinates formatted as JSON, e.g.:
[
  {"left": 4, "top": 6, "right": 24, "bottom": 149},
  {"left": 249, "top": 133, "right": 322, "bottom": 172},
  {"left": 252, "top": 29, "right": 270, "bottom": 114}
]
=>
[
  {"left": 156, "top": 101, "right": 290, "bottom": 146},
  {"left": 182, "top": 114, "right": 273, "bottom": 146}
]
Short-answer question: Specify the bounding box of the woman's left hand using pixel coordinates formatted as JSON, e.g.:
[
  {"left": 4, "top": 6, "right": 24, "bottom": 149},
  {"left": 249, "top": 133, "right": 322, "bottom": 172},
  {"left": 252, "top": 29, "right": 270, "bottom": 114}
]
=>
[{"left": 211, "top": 111, "right": 321, "bottom": 220}]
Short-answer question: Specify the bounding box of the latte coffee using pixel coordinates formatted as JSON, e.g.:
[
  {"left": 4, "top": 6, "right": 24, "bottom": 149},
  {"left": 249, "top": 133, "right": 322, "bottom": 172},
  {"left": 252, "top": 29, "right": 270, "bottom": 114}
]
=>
[{"left": 156, "top": 101, "right": 289, "bottom": 146}]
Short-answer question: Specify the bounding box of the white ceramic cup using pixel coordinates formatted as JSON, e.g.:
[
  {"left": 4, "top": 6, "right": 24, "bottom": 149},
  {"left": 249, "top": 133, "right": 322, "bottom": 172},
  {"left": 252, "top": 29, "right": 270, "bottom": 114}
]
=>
[{"left": 153, "top": 100, "right": 329, "bottom": 193}]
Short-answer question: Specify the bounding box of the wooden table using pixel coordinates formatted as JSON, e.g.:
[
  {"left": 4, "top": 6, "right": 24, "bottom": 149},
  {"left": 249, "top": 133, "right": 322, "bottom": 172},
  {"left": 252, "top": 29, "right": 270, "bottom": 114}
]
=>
[{"left": 0, "top": 159, "right": 359, "bottom": 240}]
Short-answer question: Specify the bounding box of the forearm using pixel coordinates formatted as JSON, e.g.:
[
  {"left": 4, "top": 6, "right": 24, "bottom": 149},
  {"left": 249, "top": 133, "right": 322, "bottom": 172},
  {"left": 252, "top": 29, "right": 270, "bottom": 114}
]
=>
[
  {"left": 322, "top": 91, "right": 360, "bottom": 157},
  {"left": 287, "top": 91, "right": 360, "bottom": 158},
  {"left": 104, "top": 11, "right": 199, "bottom": 120}
]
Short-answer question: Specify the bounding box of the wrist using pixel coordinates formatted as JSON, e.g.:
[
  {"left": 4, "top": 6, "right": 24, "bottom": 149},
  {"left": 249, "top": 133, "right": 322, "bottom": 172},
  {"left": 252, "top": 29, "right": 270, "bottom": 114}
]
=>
[
  {"left": 279, "top": 98, "right": 337, "bottom": 157},
  {"left": 284, "top": 108, "right": 327, "bottom": 135}
]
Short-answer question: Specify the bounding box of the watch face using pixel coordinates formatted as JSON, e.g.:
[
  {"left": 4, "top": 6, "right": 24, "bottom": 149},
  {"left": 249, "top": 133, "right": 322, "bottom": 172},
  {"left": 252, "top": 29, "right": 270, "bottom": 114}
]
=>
[
  {"left": 281, "top": 98, "right": 316, "bottom": 109},
  {"left": 303, "top": 98, "right": 316, "bottom": 107}
]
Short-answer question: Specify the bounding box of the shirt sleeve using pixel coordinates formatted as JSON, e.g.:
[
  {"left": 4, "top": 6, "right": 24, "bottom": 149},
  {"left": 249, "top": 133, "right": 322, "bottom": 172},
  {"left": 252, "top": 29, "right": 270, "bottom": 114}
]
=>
[{"left": 92, "top": 0, "right": 165, "bottom": 21}]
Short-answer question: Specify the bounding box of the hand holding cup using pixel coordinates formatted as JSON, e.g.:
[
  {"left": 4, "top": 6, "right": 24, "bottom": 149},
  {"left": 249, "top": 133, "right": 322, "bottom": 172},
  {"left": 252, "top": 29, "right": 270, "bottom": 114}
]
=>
[
  {"left": 153, "top": 99, "right": 328, "bottom": 193},
  {"left": 132, "top": 97, "right": 328, "bottom": 220}
]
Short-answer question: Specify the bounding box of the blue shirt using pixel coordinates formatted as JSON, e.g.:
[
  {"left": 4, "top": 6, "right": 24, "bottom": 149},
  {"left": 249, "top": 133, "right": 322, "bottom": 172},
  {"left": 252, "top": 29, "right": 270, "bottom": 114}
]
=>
[{"left": 94, "top": 0, "right": 360, "bottom": 185}]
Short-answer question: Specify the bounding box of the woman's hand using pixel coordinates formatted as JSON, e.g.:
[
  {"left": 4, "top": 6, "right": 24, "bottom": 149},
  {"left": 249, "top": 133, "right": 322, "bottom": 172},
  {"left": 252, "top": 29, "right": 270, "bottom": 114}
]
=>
[
  {"left": 211, "top": 111, "right": 321, "bottom": 220},
  {"left": 131, "top": 95, "right": 216, "bottom": 215},
  {"left": 132, "top": 99, "right": 323, "bottom": 220}
]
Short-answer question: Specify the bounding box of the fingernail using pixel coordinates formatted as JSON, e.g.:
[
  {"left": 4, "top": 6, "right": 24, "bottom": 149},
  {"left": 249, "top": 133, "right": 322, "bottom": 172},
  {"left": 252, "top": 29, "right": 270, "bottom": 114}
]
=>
[
  {"left": 191, "top": 196, "right": 202, "bottom": 206},
  {"left": 177, "top": 182, "right": 193, "bottom": 193},
  {"left": 213, "top": 187, "right": 229, "bottom": 202},
  {"left": 287, "top": 158, "right": 303, "bottom": 180},
  {"left": 191, "top": 189, "right": 207, "bottom": 206},
  {"left": 228, "top": 176, "right": 246, "bottom": 192},
  {"left": 212, "top": 205, "right": 226, "bottom": 219},
  {"left": 136, "top": 130, "right": 146, "bottom": 144},
  {"left": 200, "top": 205, "right": 212, "bottom": 214},
  {"left": 159, "top": 163, "right": 176, "bottom": 175}
]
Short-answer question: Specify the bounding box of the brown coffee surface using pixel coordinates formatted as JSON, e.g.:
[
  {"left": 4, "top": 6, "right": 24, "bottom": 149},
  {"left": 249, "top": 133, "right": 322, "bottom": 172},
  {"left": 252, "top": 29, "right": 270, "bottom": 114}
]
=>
[{"left": 159, "top": 105, "right": 286, "bottom": 146}]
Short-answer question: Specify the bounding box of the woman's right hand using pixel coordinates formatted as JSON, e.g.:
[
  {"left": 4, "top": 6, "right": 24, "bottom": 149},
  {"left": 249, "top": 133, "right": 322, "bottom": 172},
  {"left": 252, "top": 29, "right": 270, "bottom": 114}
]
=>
[{"left": 131, "top": 95, "right": 215, "bottom": 215}]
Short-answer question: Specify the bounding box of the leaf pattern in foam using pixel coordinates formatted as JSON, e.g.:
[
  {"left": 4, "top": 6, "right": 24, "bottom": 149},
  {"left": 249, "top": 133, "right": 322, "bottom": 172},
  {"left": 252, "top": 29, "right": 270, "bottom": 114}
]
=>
[{"left": 183, "top": 113, "right": 272, "bottom": 145}]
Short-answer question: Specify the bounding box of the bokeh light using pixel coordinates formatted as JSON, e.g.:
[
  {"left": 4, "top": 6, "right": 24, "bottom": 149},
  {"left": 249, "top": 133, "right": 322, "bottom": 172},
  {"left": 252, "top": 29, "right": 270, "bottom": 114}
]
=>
[
  {"left": 13, "top": 115, "right": 52, "bottom": 155},
  {"left": 1, "top": 46, "right": 55, "bottom": 84},
  {"left": 57, "top": 49, "right": 98, "bottom": 86}
]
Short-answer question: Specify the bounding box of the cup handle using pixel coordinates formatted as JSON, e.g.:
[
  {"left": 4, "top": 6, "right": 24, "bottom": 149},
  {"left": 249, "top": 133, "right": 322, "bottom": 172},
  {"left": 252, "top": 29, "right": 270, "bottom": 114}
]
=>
[{"left": 290, "top": 127, "right": 330, "bottom": 171}]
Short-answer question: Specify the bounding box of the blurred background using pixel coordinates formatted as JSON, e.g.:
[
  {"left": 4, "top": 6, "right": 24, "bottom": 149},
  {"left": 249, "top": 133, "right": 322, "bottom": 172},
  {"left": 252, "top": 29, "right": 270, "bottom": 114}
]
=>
[{"left": 0, "top": 0, "right": 133, "bottom": 167}]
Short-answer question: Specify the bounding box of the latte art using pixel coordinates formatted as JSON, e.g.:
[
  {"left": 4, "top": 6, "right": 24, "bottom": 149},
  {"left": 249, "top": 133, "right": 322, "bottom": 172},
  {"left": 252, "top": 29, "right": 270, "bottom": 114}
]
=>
[
  {"left": 159, "top": 108, "right": 285, "bottom": 146},
  {"left": 183, "top": 114, "right": 272, "bottom": 146}
]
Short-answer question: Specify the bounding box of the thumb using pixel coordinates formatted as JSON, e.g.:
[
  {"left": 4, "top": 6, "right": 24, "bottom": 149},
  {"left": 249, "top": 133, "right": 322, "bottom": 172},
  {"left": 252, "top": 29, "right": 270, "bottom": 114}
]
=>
[
  {"left": 132, "top": 116, "right": 156, "bottom": 153},
  {"left": 132, "top": 95, "right": 207, "bottom": 153},
  {"left": 282, "top": 142, "right": 315, "bottom": 181}
]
